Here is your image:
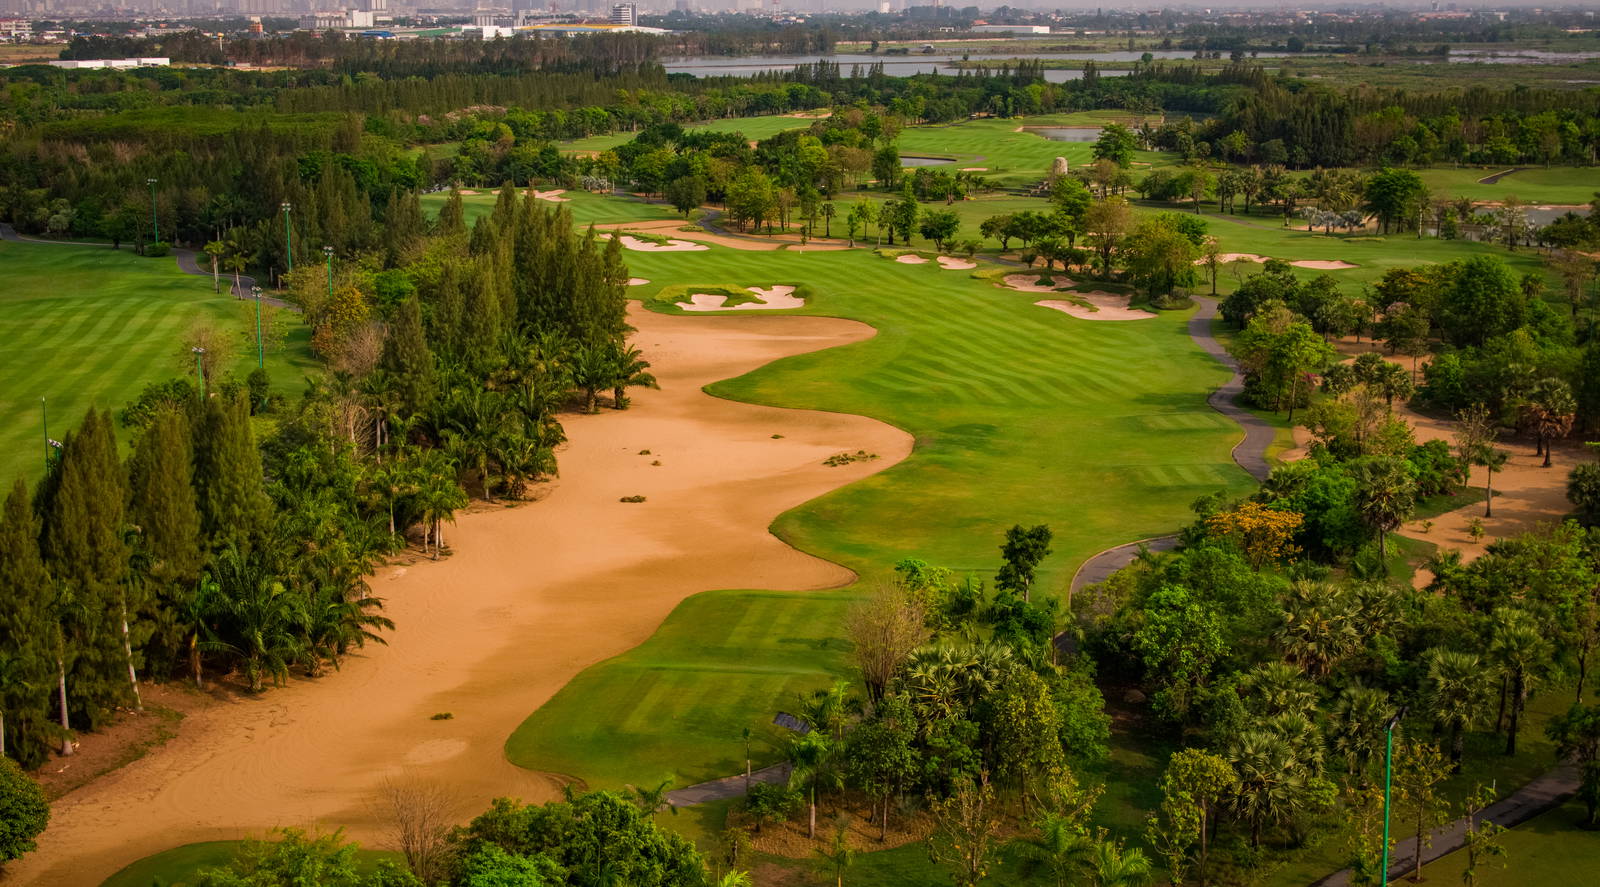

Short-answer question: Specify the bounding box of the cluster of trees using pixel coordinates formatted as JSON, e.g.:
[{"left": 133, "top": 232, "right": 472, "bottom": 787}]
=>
[
  {"left": 735, "top": 528, "right": 1124, "bottom": 886},
  {"left": 0, "top": 191, "right": 645, "bottom": 772}
]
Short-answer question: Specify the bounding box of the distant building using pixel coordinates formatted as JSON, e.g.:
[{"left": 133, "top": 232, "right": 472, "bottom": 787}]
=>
[
  {"left": 0, "top": 18, "right": 32, "bottom": 41},
  {"left": 48, "top": 57, "right": 170, "bottom": 68},
  {"left": 969, "top": 24, "right": 1050, "bottom": 34},
  {"left": 300, "top": 10, "right": 375, "bottom": 30},
  {"left": 609, "top": 3, "right": 636, "bottom": 26}
]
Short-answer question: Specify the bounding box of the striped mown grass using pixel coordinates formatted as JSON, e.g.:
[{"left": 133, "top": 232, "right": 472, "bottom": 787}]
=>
[{"left": 0, "top": 240, "right": 315, "bottom": 483}]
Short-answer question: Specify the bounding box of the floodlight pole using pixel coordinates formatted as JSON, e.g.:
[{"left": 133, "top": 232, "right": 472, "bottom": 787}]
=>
[
  {"left": 251, "top": 286, "right": 264, "bottom": 369},
  {"left": 323, "top": 246, "right": 334, "bottom": 301},
  {"left": 40, "top": 398, "right": 49, "bottom": 469},
  {"left": 1380, "top": 706, "right": 1408, "bottom": 885},
  {"left": 147, "top": 178, "right": 159, "bottom": 245},
  {"left": 281, "top": 202, "right": 293, "bottom": 275},
  {"left": 192, "top": 346, "right": 207, "bottom": 396}
]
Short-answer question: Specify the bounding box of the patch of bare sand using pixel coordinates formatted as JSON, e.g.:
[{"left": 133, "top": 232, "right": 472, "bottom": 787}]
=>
[
  {"left": 786, "top": 243, "right": 850, "bottom": 252},
  {"left": 615, "top": 234, "right": 708, "bottom": 252},
  {"left": 936, "top": 256, "right": 976, "bottom": 270},
  {"left": 1035, "top": 293, "right": 1155, "bottom": 321},
  {"left": 457, "top": 189, "right": 478, "bottom": 196},
  {"left": 593, "top": 220, "right": 787, "bottom": 252},
  {"left": 531, "top": 189, "right": 569, "bottom": 203},
  {"left": 895, "top": 254, "right": 928, "bottom": 264},
  {"left": 626, "top": 277, "right": 650, "bottom": 286},
  {"left": 5, "top": 305, "right": 912, "bottom": 887},
  {"left": 1000, "top": 273, "right": 1073, "bottom": 293},
  {"left": 959, "top": 167, "right": 988, "bottom": 172},
  {"left": 1196, "top": 253, "right": 1268, "bottom": 265},
  {"left": 1291, "top": 259, "right": 1358, "bottom": 270}
]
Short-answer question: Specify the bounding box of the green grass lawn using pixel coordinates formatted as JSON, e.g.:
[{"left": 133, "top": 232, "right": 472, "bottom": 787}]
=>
[
  {"left": 420, "top": 187, "right": 681, "bottom": 229},
  {"left": 100, "top": 840, "right": 398, "bottom": 887},
  {"left": 1416, "top": 165, "right": 1600, "bottom": 204},
  {"left": 507, "top": 242, "right": 1256, "bottom": 789},
  {"left": 0, "top": 240, "right": 316, "bottom": 485},
  {"left": 1419, "top": 796, "right": 1600, "bottom": 886}
]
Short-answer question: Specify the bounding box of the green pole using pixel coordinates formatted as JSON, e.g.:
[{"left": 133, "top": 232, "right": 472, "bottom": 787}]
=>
[
  {"left": 147, "top": 178, "right": 158, "bottom": 245},
  {"left": 194, "top": 348, "right": 206, "bottom": 397},
  {"left": 252, "top": 286, "right": 264, "bottom": 369},
  {"left": 1380, "top": 707, "right": 1406, "bottom": 885},
  {"left": 282, "top": 202, "right": 293, "bottom": 275},
  {"left": 40, "top": 398, "right": 49, "bottom": 469}
]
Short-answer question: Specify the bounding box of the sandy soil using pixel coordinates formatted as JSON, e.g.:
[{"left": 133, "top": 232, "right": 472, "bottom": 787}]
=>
[
  {"left": 615, "top": 235, "right": 708, "bottom": 252},
  {"left": 532, "top": 189, "right": 569, "bottom": 203},
  {"left": 1291, "top": 260, "right": 1358, "bottom": 270},
  {"left": 676, "top": 285, "right": 804, "bottom": 312},
  {"left": 1035, "top": 293, "right": 1156, "bottom": 321},
  {"left": 4, "top": 305, "right": 912, "bottom": 887},
  {"left": 959, "top": 167, "right": 989, "bottom": 172},
  {"left": 593, "top": 220, "right": 789, "bottom": 252},
  {"left": 457, "top": 189, "right": 478, "bottom": 196},
  {"left": 1196, "top": 253, "right": 1268, "bottom": 265},
  {"left": 936, "top": 256, "right": 976, "bottom": 270},
  {"left": 894, "top": 254, "right": 928, "bottom": 265},
  {"left": 626, "top": 278, "right": 650, "bottom": 286},
  {"left": 1000, "top": 273, "right": 1074, "bottom": 293}
]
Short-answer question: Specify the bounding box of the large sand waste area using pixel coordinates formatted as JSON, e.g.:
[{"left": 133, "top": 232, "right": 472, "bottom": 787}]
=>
[{"left": 4, "top": 304, "right": 912, "bottom": 887}]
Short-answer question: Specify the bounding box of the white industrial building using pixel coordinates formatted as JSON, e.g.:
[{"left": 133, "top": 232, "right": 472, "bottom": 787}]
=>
[{"left": 48, "top": 57, "right": 170, "bottom": 69}]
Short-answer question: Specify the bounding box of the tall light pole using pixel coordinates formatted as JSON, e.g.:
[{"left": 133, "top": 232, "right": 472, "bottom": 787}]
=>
[
  {"left": 192, "top": 346, "right": 207, "bottom": 397},
  {"left": 251, "top": 286, "right": 264, "bottom": 369},
  {"left": 147, "top": 178, "right": 159, "bottom": 245},
  {"left": 323, "top": 245, "right": 334, "bottom": 301},
  {"left": 281, "top": 202, "right": 293, "bottom": 275},
  {"left": 40, "top": 398, "right": 50, "bottom": 469},
  {"left": 1380, "top": 706, "right": 1408, "bottom": 885}
]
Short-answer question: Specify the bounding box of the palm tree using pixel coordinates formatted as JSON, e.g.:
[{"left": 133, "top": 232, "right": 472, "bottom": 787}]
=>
[
  {"left": 1353, "top": 455, "right": 1418, "bottom": 563},
  {"left": 223, "top": 252, "right": 249, "bottom": 299},
  {"left": 1523, "top": 378, "right": 1577, "bottom": 468},
  {"left": 1275, "top": 581, "right": 1362, "bottom": 679},
  {"left": 799, "top": 679, "right": 859, "bottom": 742},
  {"left": 571, "top": 340, "right": 614, "bottom": 413},
  {"left": 1425, "top": 648, "right": 1492, "bottom": 769},
  {"left": 812, "top": 822, "right": 854, "bottom": 887},
  {"left": 412, "top": 450, "right": 468, "bottom": 558},
  {"left": 1229, "top": 729, "right": 1309, "bottom": 847},
  {"left": 177, "top": 575, "right": 221, "bottom": 688},
  {"left": 1328, "top": 685, "right": 1391, "bottom": 785},
  {"left": 607, "top": 343, "right": 658, "bottom": 410},
  {"left": 300, "top": 585, "right": 394, "bottom": 675},
  {"left": 1239, "top": 661, "right": 1318, "bottom": 718},
  {"left": 48, "top": 578, "right": 85, "bottom": 757},
  {"left": 1489, "top": 608, "right": 1550, "bottom": 756},
  {"left": 1480, "top": 447, "right": 1509, "bottom": 518},
  {"left": 716, "top": 873, "right": 752, "bottom": 887},
  {"left": 820, "top": 201, "right": 836, "bottom": 239},
  {"left": 1014, "top": 814, "right": 1094, "bottom": 887},
  {"left": 1091, "top": 838, "right": 1154, "bottom": 887},
  {"left": 626, "top": 779, "right": 676, "bottom": 824},
  {"left": 788, "top": 731, "right": 841, "bottom": 840},
  {"left": 202, "top": 546, "right": 306, "bottom": 692}
]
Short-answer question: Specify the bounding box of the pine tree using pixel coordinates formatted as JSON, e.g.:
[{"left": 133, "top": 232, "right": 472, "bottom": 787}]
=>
[
  {"left": 194, "top": 394, "right": 272, "bottom": 556},
  {"left": 0, "top": 480, "right": 56, "bottom": 767},
  {"left": 127, "top": 407, "right": 203, "bottom": 677},
  {"left": 436, "top": 186, "right": 466, "bottom": 239},
  {"left": 380, "top": 297, "right": 438, "bottom": 417},
  {"left": 462, "top": 260, "right": 506, "bottom": 369},
  {"left": 40, "top": 408, "right": 135, "bottom": 730}
]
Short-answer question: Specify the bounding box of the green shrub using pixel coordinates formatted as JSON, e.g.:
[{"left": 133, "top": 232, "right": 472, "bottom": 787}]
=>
[
  {"left": 0, "top": 757, "right": 48, "bottom": 866},
  {"left": 144, "top": 241, "right": 170, "bottom": 257},
  {"left": 742, "top": 782, "right": 801, "bottom": 832},
  {"left": 1570, "top": 462, "right": 1600, "bottom": 523}
]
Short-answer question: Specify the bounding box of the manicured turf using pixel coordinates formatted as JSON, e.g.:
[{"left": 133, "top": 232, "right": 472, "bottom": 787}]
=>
[
  {"left": 1419, "top": 796, "right": 1600, "bottom": 887},
  {"left": 1416, "top": 165, "right": 1600, "bottom": 204},
  {"left": 419, "top": 187, "right": 681, "bottom": 228},
  {"left": 0, "top": 240, "right": 316, "bottom": 484},
  {"left": 100, "top": 840, "right": 398, "bottom": 887},
  {"left": 506, "top": 242, "right": 1256, "bottom": 791}
]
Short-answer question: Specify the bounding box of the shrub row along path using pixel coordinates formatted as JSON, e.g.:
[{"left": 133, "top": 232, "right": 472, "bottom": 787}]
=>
[
  {"left": 3, "top": 305, "right": 912, "bottom": 887},
  {"left": 0, "top": 223, "right": 294, "bottom": 309},
  {"left": 1061, "top": 296, "right": 1273, "bottom": 597}
]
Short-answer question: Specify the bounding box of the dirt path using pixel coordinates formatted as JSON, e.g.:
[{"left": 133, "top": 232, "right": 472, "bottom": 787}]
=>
[{"left": 3, "top": 305, "right": 913, "bottom": 887}]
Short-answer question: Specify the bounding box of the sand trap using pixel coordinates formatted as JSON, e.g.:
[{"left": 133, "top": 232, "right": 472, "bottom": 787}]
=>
[
  {"left": 532, "top": 189, "right": 569, "bottom": 202},
  {"left": 959, "top": 167, "right": 989, "bottom": 172},
  {"left": 676, "top": 285, "right": 804, "bottom": 312},
  {"left": 1196, "top": 253, "right": 1268, "bottom": 265},
  {"left": 627, "top": 278, "right": 650, "bottom": 286},
  {"left": 457, "top": 189, "right": 478, "bottom": 196},
  {"left": 895, "top": 254, "right": 928, "bottom": 264},
  {"left": 1000, "top": 273, "right": 1074, "bottom": 293},
  {"left": 1290, "top": 260, "right": 1357, "bottom": 270},
  {"left": 617, "top": 235, "right": 708, "bottom": 252},
  {"left": 9, "top": 305, "right": 912, "bottom": 887},
  {"left": 1035, "top": 293, "right": 1156, "bottom": 321},
  {"left": 936, "top": 256, "right": 976, "bottom": 270},
  {"left": 787, "top": 243, "right": 849, "bottom": 252}
]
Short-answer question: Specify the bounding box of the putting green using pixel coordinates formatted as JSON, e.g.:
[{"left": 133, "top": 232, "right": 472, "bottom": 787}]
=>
[
  {"left": 0, "top": 240, "right": 315, "bottom": 484},
  {"left": 505, "top": 243, "right": 1255, "bottom": 790}
]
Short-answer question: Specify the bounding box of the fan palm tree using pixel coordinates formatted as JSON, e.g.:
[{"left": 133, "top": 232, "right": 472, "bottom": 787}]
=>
[
  {"left": 1523, "top": 378, "right": 1577, "bottom": 467},
  {"left": 1425, "top": 648, "right": 1492, "bottom": 769},
  {"left": 1014, "top": 813, "right": 1095, "bottom": 887},
  {"left": 716, "top": 873, "right": 752, "bottom": 887},
  {"left": 1275, "top": 581, "right": 1362, "bottom": 679},
  {"left": 1352, "top": 455, "right": 1418, "bottom": 562},
  {"left": 1229, "top": 729, "right": 1309, "bottom": 847},
  {"left": 1328, "top": 685, "right": 1391, "bottom": 785},
  {"left": 1489, "top": 608, "right": 1551, "bottom": 756},
  {"left": 1239, "top": 661, "right": 1318, "bottom": 718}
]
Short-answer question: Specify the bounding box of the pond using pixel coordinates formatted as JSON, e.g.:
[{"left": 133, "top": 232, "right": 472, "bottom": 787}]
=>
[
  {"left": 1027, "top": 127, "right": 1104, "bottom": 142},
  {"left": 901, "top": 156, "right": 956, "bottom": 167}
]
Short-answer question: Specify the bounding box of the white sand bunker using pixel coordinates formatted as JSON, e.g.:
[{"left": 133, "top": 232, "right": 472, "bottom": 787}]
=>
[
  {"left": 1036, "top": 293, "right": 1155, "bottom": 321},
  {"left": 895, "top": 254, "right": 928, "bottom": 264},
  {"left": 532, "top": 189, "right": 569, "bottom": 202},
  {"left": 937, "top": 256, "right": 976, "bottom": 270},
  {"left": 960, "top": 167, "right": 989, "bottom": 172},
  {"left": 788, "top": 243, "right": 849, "bottom": 252},
  {"left": 1291, "top": 259, "right": 1358, "bottom": 270},
  {"left": 627, "top": 277, "right": 650, "bottom": 286},
  {"left": 614, "top": 234, "right": 708, "bottom": 252},
  {"left": 676, "top": 285, "right": 804, "bottom": 312},
  {"left": 457, "top": 189, "right": 478, "bottom": 196},
  {"left": 1195, "top": 253, "right": 1268, "bottom": 265},
  {"left": 1001, "top": 273, "right": 1074, "bottom": 293}
]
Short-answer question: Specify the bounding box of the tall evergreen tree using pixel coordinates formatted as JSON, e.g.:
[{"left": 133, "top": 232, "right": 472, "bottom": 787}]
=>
[
  {"left": 194, "top": 394, "right": 273, "bottom": 556},
  {"left": 380, "top": 297, "right": 438, "bottom": 417},
  {"left": 0, "top": 481, "right": 56, "bottom": 767},
  {"left": 127, "top": 407, "right": 203, "bottom": 676},
  {"left": 436, "top": 187, "right": 467, "bottom": 239},
  {"left": 40, "top": 408, "right": 136, "bottom": 729}
]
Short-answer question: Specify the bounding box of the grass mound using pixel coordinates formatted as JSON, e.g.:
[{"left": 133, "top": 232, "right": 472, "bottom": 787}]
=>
[{"left": 650, "top": 284, "right": 762, "bottom": 309}]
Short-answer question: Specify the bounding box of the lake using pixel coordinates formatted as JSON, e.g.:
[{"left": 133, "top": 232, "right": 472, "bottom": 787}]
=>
[{"left": 662, "top": 49, "right": 1285, "bottom": 83}]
